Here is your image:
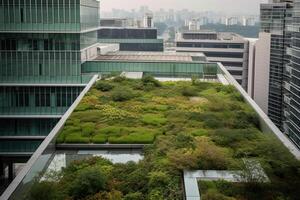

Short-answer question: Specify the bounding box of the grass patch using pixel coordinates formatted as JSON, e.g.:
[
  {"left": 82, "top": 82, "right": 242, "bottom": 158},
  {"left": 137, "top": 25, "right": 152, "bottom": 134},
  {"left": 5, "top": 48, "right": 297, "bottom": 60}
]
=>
[{"left": 142, "top": 114, "right": 167, "bottom": 126}]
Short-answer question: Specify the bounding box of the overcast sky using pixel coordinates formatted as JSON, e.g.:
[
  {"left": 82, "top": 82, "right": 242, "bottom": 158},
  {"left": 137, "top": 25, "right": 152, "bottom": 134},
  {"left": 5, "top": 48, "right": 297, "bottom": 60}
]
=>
[{"left": 101, "top": 0, "right": 268, "bottom": 14}]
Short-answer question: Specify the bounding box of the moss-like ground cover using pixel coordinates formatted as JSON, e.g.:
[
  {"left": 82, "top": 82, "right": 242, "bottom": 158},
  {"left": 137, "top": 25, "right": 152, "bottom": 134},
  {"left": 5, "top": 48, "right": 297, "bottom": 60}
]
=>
[
  {"left": 57, "top": 76, "right": 259, "bottom": 145},
  {"left": 27, "top": 77, "right": 300, "bottom": 200}
]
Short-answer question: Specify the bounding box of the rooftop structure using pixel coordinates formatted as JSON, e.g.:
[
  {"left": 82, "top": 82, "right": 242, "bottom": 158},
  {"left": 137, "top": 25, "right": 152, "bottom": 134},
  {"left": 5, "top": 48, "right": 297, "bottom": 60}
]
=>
[
  {"left": 98, "top": 27, "right": 164, "bottom": 51},
  {"left": 93, "top": 52, "right": 207, "bottom": 62}
]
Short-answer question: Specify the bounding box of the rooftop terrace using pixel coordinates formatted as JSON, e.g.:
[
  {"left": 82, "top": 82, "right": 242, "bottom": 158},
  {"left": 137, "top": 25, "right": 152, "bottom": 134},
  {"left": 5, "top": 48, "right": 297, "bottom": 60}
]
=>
[
  {"left": 3, "top": 71, "right": 300, "bottom": 200},
  {"left": 2, "top": 64, "right": 300, "bottom": 200}
]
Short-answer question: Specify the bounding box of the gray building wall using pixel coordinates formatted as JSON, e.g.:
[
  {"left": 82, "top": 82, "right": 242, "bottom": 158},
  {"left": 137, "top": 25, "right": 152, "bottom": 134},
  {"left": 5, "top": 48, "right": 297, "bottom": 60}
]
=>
[{"left": 176, "top": 32, "right": 249, "bottom": 90}]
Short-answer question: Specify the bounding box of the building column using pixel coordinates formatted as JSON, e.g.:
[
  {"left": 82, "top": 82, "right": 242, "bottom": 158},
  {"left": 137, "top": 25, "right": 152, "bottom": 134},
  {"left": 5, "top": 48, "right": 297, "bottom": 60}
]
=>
[
  {"left": 8, "top": 162, "right": 13, "bottom": 181},
  {"left": 0, "top": 161, "right": 4, "bottom": 177}
]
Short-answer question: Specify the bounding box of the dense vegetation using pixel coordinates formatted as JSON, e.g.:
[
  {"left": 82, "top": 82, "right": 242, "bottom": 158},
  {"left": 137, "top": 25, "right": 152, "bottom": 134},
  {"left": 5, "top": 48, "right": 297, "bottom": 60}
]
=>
[{"left": 27, "top": 77, "right": 300, "bottom": 200}]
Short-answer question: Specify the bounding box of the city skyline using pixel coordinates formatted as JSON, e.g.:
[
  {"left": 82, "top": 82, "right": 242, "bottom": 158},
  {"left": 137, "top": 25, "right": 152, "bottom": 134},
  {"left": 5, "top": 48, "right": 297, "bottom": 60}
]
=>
[{"left": 101, "top": 0, "right": 268, "bottom": 14}]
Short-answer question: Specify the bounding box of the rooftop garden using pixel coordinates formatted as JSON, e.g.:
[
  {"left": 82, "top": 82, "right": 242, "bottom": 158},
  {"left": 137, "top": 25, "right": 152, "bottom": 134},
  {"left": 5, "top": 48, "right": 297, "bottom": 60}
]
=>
[{"left": 26, "top": 76, "right": 300, "bottom": 200}]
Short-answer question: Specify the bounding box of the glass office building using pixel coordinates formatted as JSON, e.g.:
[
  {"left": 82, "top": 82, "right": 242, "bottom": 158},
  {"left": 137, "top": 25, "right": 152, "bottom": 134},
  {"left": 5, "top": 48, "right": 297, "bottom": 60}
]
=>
[
  {"left": 0, "top": 0, "right": 100, "bottom": 185},
  {"left": 260, "top": 0, "right": 293, "bottom": 129},
  {"left": 286, "top": 0, "right": 300, "bottom": 148}
]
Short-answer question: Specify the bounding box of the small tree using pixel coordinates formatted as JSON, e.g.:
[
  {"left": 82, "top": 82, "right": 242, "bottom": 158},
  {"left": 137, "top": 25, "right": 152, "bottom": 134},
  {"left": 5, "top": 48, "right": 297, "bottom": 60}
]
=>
[{"left": 68, "top": 167, "right": 107, "bottom": 199}]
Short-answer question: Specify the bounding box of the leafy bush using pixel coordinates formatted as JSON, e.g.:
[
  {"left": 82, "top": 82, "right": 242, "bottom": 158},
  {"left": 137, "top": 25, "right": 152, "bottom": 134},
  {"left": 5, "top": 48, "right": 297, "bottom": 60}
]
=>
[
  {"left": 111, "top": 87, "right": 135, "bottom": 102},
  {"left": 181, "top": 86, "right": 198, "bottom": 97},
  {"left": 113, "top": 76, "right": 127, "bottom": 82},
  {"left": 68, "top": 167, "right": 107, "bottom": 199},
  {"left": 148, "top": 171, "right": 170, "bottom": 189},
  {"left": 142, "top": 75, "right": 161, "bottom": 87},
  {"left": 212, "top": 129, "right": 260, "bottom": 148},
  {"left": 27, "top": 181, "right": 62, "bottom": 200},
  {"left": 64, "top": 133, "right": 90, "bottom": 144},
  {"left": 95, "top": 81, "right": 114, "bottom": 92},
  {"left": 124, "top": 192, "right": 144, "bottom": 200},
  {"left": 142, "top": 114, "right": 167, "bottom": 126},
  {"left": 148, "top": 189, "right": 164, "bottom": 200}
]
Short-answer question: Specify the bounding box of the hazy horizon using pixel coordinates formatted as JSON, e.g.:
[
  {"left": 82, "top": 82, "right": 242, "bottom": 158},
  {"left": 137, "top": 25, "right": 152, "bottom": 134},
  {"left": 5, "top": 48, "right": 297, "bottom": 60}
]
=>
[{"left": 101, "top": 0, "right": 268, "bottom": 15}]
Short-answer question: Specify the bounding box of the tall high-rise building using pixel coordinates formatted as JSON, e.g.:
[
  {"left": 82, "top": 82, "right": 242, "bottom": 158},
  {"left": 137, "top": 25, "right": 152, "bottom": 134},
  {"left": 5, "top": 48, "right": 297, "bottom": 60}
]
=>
[
  {"left": 0, "top": 0, "right": 101, "bottom": 184},
  {"left": 260, "top": 0, "right": 293, "bottom": 129},
  {"left": 285, "top": 0, "right": 300, "bottom": 147}
]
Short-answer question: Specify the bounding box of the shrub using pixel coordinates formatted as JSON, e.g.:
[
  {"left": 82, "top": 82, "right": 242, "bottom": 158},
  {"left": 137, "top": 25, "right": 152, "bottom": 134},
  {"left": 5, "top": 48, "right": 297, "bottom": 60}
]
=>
[
  {"left": 71, "top": 110, "right": 103, "bottom": 123},
  {"left": 142, "top": 114, "right": 167, "bottom": 126},
  {"left": 142, "top": 75, "right": 161, "bottom": 87},
  {"left": 175, "top": 133, "right": 195, "bottom": 149},
  {"left": 111, "top": 87, "right": 135, "bottom": 102},
  {"left": 68, "top": 167, "right": 107, "bottom": 199},
  {"left": 232, "top": 111, "right": 260, "bottom": 129},
  {"left": 56, "top": 133, "right": 66, "bottom": 144},
  {"left": 148, "top": 189, "right": 164, "bottom": 200},
  {"left": 148, "top": 171, "right": 170, "bottom": 189},
  {"left": 124, "top": 192, "right": 144, "bottom": 200},
  {"left": 191, "top": 129, "right": 209, "bottom": 137},
  {"left": 194, "top": 137, "right": 231, "bottom": 170},
  {"left": 202, "top": 189, "right": 236, "bottom": 200},
  {"left": 212, "top": 129, "right": 260, "bottom": 147},
  {"left": 64, "top": 133, "right": 90, "bottom": 144},
  {"left": 108, "top": 132, "right": 155, "bottom": 144},
  {"left": 113, "top": 76, "right": 127, "bottom": 82},
  {"left": 27, "top": 181, "right": 61, "bottom": 200},
  {"left": 95, "top": 81, "right": 114, "bottom": 92},
  {"left": 91, "top": 134, "right": 107, "bottom": 144},
  {"left": 81, "top": 122, "right": 96, "bottom": 137},
  {"left": 99, "top": 126, "right": 122, "bottom": 135},
  {"left": 181, "top": 86, "right": 197, "bottom": 97}
]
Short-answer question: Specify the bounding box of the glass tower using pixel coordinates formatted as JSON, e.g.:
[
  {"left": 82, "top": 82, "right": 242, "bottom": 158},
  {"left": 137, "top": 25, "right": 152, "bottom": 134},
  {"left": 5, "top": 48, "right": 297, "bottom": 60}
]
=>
[
  {"left": 0, "top": 0, "right": 100, "bottom": 182},
  {"left": 260, "top": 0, "right": 293, "bottom": 129},
  {"left": 285, "top": 0, "right": 300, "bottom": 148}
]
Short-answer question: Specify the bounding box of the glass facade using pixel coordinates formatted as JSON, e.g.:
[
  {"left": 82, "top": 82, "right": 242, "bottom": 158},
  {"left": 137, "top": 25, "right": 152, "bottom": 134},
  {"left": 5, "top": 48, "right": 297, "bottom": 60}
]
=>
[
  {"left": 82, "top": 61, "right": 218, "bottom": 78},
  {"left": 0, "top": 0, "right": 100, "bottom": 157},
  {"left": 98, "top": 28, "right": 157, "bottom": 39},
  {"left": 260, "top": 1, "right": 293, "bottom": 129},
  {"left": 286, "top": 0, "right": 300, "bottom": 148},
  {"left": 0, "top": 0, "right": 99, "bottom": 32},
  {"left": 98, "top": 28, "right": 164, "bottom": 51},
  {"left": 0, "top": 119, "right": 58, "bottom": 136}
]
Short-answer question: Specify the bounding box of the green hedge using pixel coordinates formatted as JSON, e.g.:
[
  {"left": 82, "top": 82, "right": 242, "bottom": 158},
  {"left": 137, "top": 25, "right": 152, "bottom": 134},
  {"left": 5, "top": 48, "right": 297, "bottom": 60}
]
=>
[
  {"left": 64, "top": 133, "right": 90, "bottom": 144},
  {"left": 91, "top": 134, "right": 107, "bottom": 144}
]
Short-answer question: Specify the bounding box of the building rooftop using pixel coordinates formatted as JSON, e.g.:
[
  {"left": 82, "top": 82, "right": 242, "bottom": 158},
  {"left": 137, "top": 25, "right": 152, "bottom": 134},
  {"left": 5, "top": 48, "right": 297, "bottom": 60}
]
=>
[
  {"left": 93, "top": 51, "right": 207, "bottom": 62},
  {"left": 2, "top": 68, "right": 300, "bottom": 200},
  {"left": 177, "top": 31, "right": 246, "bottom": 42}
]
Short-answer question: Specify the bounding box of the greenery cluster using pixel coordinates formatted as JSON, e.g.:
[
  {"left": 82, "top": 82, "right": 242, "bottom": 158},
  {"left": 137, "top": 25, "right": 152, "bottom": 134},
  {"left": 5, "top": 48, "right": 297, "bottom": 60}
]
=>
[{"left": 45, "top": 77, "right": 300, "bottom": 200}]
